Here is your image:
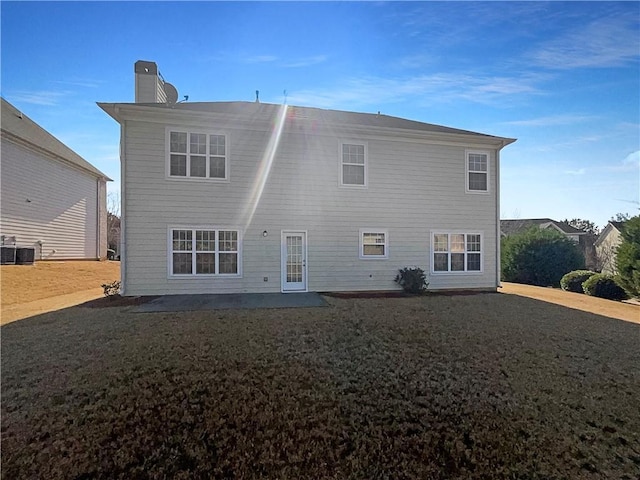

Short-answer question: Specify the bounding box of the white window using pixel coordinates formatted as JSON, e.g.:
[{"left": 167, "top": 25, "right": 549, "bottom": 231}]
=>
[
  {"left": 360, "top": 229, "right": 388, "bottom": 259},
  {"left": 432, "top": 232, "right": 482, "bottom": 273},
  {"left": 167, "top": 129, "right": 228, "bottom": 181},
  {"left": 341, "top": 142, "right": 367, "bottom": 187},
  {"left": 169, "top": 228, "right": 240, "bottom": 276},
  {"left": 466, "top": 150, "right": 489, "bottom": 193}
]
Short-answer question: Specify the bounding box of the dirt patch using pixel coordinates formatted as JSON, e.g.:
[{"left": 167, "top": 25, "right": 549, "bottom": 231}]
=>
[
  {"left": 2, "top": 295, "right": 639, "bottom": 479},
  {"left": 500, "top": 282, "right": 639, "bottom": 324},
  {"left": 1, "top": 261, "right": 120, "bottom": 306}
]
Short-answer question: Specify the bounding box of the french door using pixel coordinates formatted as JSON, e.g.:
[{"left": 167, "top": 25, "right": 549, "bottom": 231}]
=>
[{"left": 281, "top": 231, "right": 307, "bottom": 292}]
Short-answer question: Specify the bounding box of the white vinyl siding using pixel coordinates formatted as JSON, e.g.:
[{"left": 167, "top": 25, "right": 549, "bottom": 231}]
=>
[
  {"left": 167, "top": 128, "right": 228, "bottom": 181},
  {"left": 119, "top": 110, "right": 501, "bottom": 295},
  {"left": 0, "top": 139, "right": 102, "bottom": 259},
  {"left": 466, "top": 150, "right": 489, "bottom": 193},
  {"left": 431, "top": 232, "right": 483, "bottom": 273},
  {"left": 340, "top": 142, "right": 367, "bottom": 187},
  {"left": 360, "top": 229, "right": 388, "bottom": 259},
  {"left": 168, "top": 227, "right": 240, "bottom": 277}
]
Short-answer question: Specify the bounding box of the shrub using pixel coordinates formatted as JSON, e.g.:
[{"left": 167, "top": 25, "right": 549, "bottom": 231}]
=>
[
  {"left": 615, "top": 216, "right": 640, "bottom": 298},
  {"left": 394, "top": 267, "right": 429, "bottom": 295},
  {"left": 560, "top": 270, "right": 597, "bottom": 293},
  {"left": 582, "top": 274, "right": 627, "bottom": 300},
  {"left": 501, "top": 227, "right": 585, "bottom": 287},
  {"left": 101, "top": 280, "right": 121, "bottom": 298}
]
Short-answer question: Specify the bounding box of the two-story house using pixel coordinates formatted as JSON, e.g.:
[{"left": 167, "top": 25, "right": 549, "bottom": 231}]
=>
[
  {"left": 1, "top": 97, "right": 110, "bottom": 261},
  {"left": 99, "top": 61, "right": 515, "bottom": 296}
]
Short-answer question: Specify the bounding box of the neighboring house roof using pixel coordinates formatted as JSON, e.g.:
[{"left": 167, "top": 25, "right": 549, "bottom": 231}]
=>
[
  {"left": 609, "top": 221, "right": 625, "bottom": 231},
  {"left": 594, "top": 221, "right": 626, "bottom": 247},
  {"left": 1, "top": 97, "right": 111, "bottom": 180},
  {"left": 98, "top": 101, "right": 516, "bottom": 145},
  {"left": 500, "top": 218, "right": 586, "bottom": 237}
]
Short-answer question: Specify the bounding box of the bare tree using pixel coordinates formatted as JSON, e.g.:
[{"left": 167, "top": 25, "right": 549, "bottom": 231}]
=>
[
  {"left": 595, "top": 243, "right": 619, "bottom": 274},
  {"left": 563, "top": 218, "right": 599, "bottom": 235},
  {"left": 107, "top": 191, "right": 121, "bottom": 255},
  {"left": 611, "top": 212, "right": 632, "bottom": 222}
]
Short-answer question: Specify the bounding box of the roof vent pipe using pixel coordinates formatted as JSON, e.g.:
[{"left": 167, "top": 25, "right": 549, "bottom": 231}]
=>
[{"left": 255, "top": 90, "right": 260, "bottom": 103}]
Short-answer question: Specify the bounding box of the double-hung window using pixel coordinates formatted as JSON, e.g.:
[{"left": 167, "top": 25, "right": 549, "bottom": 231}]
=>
[
  {"left": 432, "top": 232, "right": 482, "bottom": 273},
  {"left": 466, "top": 150, "right": 489, "bottom": 193},
  {"left": 170, "top": 227, "right": 240, "bottom": 276},
  {"left": 168, "top": 129, "right": 228, "bottom": 180},
  {"left": 341, "top": 142, "right": 367, "bottom": 187},
  {"left": 360, "top": 229, "right": 388, "bottom": 259}
]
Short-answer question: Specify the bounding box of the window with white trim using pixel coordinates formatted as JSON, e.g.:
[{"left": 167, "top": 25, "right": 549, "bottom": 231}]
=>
[
  {"left": 432, "top": 232, "right": 482, "bottom": 273},
  {"left": 168, "top": 130, "right": 227, "bottom": 180},
  {"left": 360, "top": 229, "right": 388, "bottom": 259},
  {"left": 170, "top": 228, "right": 240, "bottom": 276},
  {"left": 341, "top": 142, "right": 366, "bottom": 186},
  {"left": 466, "top": 151, "right": 488, "bottom": 192}
]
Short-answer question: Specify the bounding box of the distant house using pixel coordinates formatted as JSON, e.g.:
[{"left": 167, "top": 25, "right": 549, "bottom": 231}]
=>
[
  {"left": 1, "top": 97, "right": 111, "bottom": 260},
  {"left": 594, "top": 221, "right": 626, "bottom": 274},
  {"left": 98, "top": 60, "right": 516, "bottom": 296},
  {"left": 500, "top": 218, "right": 586, "bottom": 242},
  {"left": 500, "top": 218, "right": 596, "bottom": 269}
]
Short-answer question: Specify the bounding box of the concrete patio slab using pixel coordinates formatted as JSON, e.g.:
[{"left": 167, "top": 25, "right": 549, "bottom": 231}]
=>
[{"left": 134, "top": 292, "right": 327, "bottom": 313}]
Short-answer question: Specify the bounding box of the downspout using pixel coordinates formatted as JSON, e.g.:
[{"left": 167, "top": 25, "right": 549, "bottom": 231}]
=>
[
  {"left": 495, "top": 143, "right": 503, "bottom": 289},
  {"left": 96, "top": 177, "right": 101, "bottom": 260},
  {"left": 119, "top": 115, "right": 126, "bottom": 295}
]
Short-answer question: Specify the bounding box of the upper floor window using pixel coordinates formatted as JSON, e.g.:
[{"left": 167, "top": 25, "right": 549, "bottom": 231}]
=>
[
  {"left": 167, "top": 129, "right": 228, "bottom": 181},
  {"left": 341, "top": 142, "right": 367, "bottom": 187},
  {"left": 360, "top": 229, "right": 388, "bottom": 259},
  {"left": 432, "top": 232, "right": 482, "bottom": 273},
  {"left": 466, "top": 151, "right": 489, "bottom": 193}
]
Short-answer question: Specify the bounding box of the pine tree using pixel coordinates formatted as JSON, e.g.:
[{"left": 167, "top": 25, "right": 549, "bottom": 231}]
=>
[{"left": 615, "top": 216, "right": 640, "bottom": 298}]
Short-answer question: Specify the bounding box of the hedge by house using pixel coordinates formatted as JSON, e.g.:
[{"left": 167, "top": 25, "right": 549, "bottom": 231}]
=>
[
  {"left": 501, "top": 227, "right": 584, "bottom": 287},
  {"left": 582, "top": 273, "right": 627, "bottom": 300},
  {"left": 560, "top": 270, "right": 597, "bottom": 293},
  {"left": 615, "top": 215, "right": 640, "bottom": 298}
]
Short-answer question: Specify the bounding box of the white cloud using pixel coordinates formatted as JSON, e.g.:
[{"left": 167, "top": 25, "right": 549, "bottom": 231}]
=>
[
  {"left": 9, "top": 90, "right": 70, "bottom": 106},
  {"left": 623, "top": 150, "right": 640, "bottom": 166},
  {"left": 54, "top": 78, "right": 102, "bottom": 88},
  {"left": 530, "top": 16, "right": 640, "bottom": 69},
  {"left": 287, "top": 72, "right": 545, "bottom": 110},
  {"left": 282, "top": 55, "right": 328, "bottom": 68},
  {"left": 505, "top": 114, "right": 598, "bottom": 127},
  {"left": 243, "top": 55, "right": 278, "bottom": 64},
  {"left": 564, "top": 168, "right": 586, "bottom": 176}
]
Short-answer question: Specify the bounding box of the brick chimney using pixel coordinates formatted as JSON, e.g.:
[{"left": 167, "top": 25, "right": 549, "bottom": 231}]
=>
[{"left": 134, "top": 60, "right": 168, "bottom": 103}]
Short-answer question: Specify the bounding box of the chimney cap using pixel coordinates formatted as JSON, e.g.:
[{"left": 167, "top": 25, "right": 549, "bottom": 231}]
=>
[{"left": 135, "top": 60, "right": 158, "bottom": 75}]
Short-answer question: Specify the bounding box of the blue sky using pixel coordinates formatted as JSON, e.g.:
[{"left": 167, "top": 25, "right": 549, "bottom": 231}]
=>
[{"left": 2, "top": 1, "right": 638, "bottom": 229}]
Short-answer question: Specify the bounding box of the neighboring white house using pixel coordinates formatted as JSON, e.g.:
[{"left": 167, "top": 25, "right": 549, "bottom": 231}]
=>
[
  {"left": 1, "top": 97, "right": 111, "bottom": 260},
  {"left": 594, "top": 221, "right": 625, "bottom": 274},
  {"left": 98, "top": 61, "right": 515, "bottom": 296}
]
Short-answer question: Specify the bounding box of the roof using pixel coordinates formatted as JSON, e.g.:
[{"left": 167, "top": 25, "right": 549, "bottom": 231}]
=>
[
  {"left": 594, "top": 221, "right": 626, "bottom": 247},
  {"left": 98, "top": 101, "right": 516, "bottom": 146},
  {"left": 609, "top": 221, "right": 625, "bottom": 231},
  {"left": 1, "top": 97, "right": 111, "bottom": 180},
  {"left": 500, "top": 218, "right": 586, "bottom": 236}
]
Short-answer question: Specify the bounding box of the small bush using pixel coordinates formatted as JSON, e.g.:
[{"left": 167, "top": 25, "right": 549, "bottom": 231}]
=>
[
  {"left": 101, "top": 280, "right": 121, "bottom": 298},
  {"left": 582, "top": 274, "right": 627, "bottom": 300},
  {"left": 394, "top": 267, "right": 429, "bottom": 295},
  {"left": 560, "top": 270, "right": 597, "bottom": 293}
]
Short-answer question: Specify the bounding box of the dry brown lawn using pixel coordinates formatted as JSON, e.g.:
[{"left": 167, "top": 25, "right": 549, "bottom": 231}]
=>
[
  {"left": 2, "top": 293, "right": 639, "bottom": 479},
  {"left": 0, "top": 261, "right": 120, "bottom": 306}
]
